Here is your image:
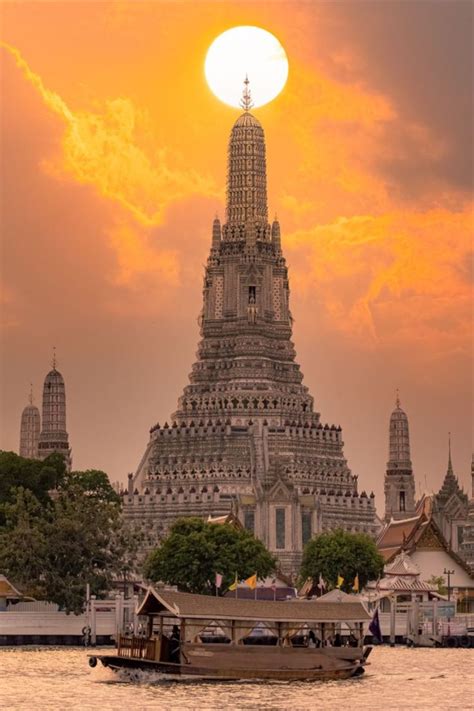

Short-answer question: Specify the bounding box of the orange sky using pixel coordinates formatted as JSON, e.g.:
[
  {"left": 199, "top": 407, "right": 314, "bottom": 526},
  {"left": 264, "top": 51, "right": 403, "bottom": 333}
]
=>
[{"left": 1, "top": 1, "right": 472, "bottom": 509}]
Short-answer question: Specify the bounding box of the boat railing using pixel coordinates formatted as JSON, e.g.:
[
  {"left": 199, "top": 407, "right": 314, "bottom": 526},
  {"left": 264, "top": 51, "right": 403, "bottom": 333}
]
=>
[{"left": 117, "top": 634, "right": 158, "bottom": 661}]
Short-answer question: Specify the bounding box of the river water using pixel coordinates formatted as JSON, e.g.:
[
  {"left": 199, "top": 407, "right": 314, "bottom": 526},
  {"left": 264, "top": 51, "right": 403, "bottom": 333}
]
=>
[{"left": 0, "top": 646, "right": 472, "bottom": 710}]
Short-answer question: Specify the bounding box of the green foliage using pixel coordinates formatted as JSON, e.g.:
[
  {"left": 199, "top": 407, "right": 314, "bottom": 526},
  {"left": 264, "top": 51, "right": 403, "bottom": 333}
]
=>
[
  {"left": 0, "top": 451, "right": 66, "bottom": 518},
  {"left": 0, "top": 460, "right": 136, "bottom": 613},
  {"left": 426, "top": 575, "right": 447, "bottom": 596},
  {"left": 0, "top": 488, "right": 49, "bottom": 600},
  {"left": 59, "top": 469, "right": 121, "bottom": 505},
  {"left": 144, "top": 517, "right": 276, "bottom": 594},
  {"left": 300, "top": 529, "right": 384, "bottom": 592}
]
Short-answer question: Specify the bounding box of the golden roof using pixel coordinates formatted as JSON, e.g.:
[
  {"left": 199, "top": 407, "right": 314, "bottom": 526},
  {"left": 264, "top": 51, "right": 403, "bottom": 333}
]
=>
[{"left": 0, "top": 575, "right": 22, "bottom": 598}]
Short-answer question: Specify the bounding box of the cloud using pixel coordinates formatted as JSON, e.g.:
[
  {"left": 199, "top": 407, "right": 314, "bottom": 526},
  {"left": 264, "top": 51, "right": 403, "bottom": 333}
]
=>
[
  {"left": 107, "top": 220, "right": 180, "bottom": 289},
  {"left": 286, "top": 209, "right": 473, "bottom": 350},
  {"left": 1, "top": 42, "right": 217, "bottom": 226},
  {"left": 302, "top": 2, "right": 474, "bottom": 196}
]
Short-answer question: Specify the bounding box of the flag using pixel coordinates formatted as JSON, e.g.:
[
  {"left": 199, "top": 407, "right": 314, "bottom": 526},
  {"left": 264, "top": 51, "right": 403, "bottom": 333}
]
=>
[
  {"left": 244, "top": 573, "right": 257, "bottom": 590},
  {"left": 369, "top": 608, "right": 383, "bottom": 643},
  {"left": 352, "top": 574, "right": 359, "bottom": 593},
  {"left": 228, "top": 573, "right": 238, "bottom": 591},
  {"left": 317, "top": 574, "right": 326, "bottom": 592},
  {"left": 336, "top": 574, "right": 344, "bottom": 589},
  {"left": 215, "top": 572, "right": 223, "bottom": 589}
]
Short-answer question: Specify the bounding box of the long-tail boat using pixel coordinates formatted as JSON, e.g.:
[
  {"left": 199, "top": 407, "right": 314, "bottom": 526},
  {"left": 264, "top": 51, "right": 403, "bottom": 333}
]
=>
[{"left": 88, "top": 588, "right": 372, "bottom": 681}]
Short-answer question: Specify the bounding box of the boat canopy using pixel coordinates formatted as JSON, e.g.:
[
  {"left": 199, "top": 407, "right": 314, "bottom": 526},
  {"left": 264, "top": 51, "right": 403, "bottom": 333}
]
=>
[{"left": 137, "top": 588, "right": 371, "bottom": 623}]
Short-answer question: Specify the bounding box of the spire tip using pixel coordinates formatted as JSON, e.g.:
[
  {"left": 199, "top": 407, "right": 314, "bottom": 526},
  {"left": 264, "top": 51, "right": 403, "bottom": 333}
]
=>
[
  {"left": 448, "top": 432, "right": 453, "bottom": 473},
  {"left": 240, "top": 75, "right": 254, "bottom": 112}
]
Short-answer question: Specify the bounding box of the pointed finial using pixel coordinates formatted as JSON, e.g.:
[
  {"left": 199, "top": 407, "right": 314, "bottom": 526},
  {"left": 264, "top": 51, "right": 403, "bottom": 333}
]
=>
[
  {"left": 240, "top": 75, "right": 254, "bottom": 112},
  {"left": 447, "top": 432, "right": 453, "bottom": 474},
  {"left": 29, "top": 383, "right": 33, "bottom": 406},
  {"left": 395, "top": 388, "right": 400, "bottom": 409},
  {"left": 52, "top": 346, "right": 57, "bottom": 370}
]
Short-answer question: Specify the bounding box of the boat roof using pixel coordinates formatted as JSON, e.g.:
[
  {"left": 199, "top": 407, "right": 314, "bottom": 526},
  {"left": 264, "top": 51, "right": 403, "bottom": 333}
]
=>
[{"left": 137, "top": 588, "right": 371, "bottom": 623}]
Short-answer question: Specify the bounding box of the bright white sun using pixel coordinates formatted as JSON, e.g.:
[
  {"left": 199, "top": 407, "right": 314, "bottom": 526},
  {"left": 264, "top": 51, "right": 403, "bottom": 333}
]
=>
[{"left": 205, "top": 26, "right": 288, "bottom": 109}]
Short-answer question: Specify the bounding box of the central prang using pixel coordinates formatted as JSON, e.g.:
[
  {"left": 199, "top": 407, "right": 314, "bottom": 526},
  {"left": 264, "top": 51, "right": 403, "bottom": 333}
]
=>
[{"left": 123, "top": 92, "right": 378, "bottom": 573}]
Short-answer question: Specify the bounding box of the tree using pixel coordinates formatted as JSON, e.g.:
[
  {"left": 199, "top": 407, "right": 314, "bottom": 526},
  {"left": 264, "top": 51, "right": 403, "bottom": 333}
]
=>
[
  {"left": 59, "top": 469, "right": 121, "bottom": 505},
  {"left": 41, "top": 481, "right": 122, "bottom": 612},
  {"left": 0, "top": 451, "right": 67, "bottom": 516},
  {"left": 144, "top": 517, "right": 276, "bottom": 594},
  {"left": 0, "top": 487, "right": 49, "bottom": 600},
  {"left": 300, "top": 529, "right": 384, "bottom": 592},
  {"left": 0, "top": 467, "right": 136, "bottom": 613},
  {"left": 426, "top": 575, "right": 447, "bottom": 596}
]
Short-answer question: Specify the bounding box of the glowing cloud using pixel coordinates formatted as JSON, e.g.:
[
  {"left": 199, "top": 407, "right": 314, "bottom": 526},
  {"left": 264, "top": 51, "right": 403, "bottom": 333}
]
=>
[
  {"left": 286, "top": 209, "right": 472, "bottom": 350},
  {"left": 1, "top": 42, "right": 217, "bottom": 226}
]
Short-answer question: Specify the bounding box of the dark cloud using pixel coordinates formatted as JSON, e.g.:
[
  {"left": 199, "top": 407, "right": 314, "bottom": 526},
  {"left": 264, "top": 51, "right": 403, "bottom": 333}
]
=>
[{"left": 314, "top": 1, "right": 473, "bottom": 196}]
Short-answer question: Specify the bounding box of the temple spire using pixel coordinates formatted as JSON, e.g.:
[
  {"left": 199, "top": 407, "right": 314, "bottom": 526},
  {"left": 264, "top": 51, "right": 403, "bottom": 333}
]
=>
[
  {"left": 472, "top": 453, "right": 474, "bottom": 499},
  {"left": 384, "top": 395, "right": 416, "bottom": 522},
  {"left": 224, "top": 81, "right": 268, "bottom": 231},
  {"left": 240, "top": 75, "right": 254, "bottom": 112},
  {"left": 447, "top": 432, "right": 453, "bottom": 475},
  {"left": 39, "top": 358, "right": 71, "bottom": 470},
  {"left": 19, "top": 385, "right": 40, "bottom": 459},
  {"left": 388, "top": 396, "right": 412, "bottom": 470},
  {"left": 395, "top": 388, "right": 400, "bottom": 409}
]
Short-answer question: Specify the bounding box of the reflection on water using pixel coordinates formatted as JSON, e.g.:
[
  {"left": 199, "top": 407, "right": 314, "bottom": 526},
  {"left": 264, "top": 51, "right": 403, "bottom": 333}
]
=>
[{"left": 0, "top": 646, "right": 472, "bottom": 710}]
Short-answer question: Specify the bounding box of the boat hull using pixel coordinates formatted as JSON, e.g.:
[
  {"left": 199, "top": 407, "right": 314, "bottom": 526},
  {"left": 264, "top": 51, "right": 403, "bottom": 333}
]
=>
[{"left": 90, "top": 644, "right": 370, "bottom": 682}]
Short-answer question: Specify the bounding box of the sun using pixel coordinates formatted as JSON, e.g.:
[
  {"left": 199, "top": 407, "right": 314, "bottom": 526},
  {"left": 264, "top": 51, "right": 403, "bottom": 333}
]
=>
[{"left": 205, "top": 26, "right": 288, "bottom": 109}]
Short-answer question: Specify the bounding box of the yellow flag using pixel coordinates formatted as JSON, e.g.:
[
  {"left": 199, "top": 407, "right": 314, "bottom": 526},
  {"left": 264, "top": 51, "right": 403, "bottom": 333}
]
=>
[
  {"left": 244, "top": 573, "right": 257, "bottom": 590},
  {"left": 352, "top": 574, "right": 359, "bottom": 593},
  {"left": 228, "top": 573, "right": 238, "bottom": 591},
  {"left": 336, "top": 574, "right": 344, "bottom": 589}
]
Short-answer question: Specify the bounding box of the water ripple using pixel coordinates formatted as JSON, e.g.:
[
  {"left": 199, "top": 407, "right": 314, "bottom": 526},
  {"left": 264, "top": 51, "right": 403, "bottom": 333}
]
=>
[{"left": 0, "top": 646, "right": 471, "bottom": 710}]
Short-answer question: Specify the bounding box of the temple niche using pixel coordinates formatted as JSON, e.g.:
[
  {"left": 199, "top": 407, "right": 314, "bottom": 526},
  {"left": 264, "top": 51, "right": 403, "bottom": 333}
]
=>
[{"left": 123, "top": 88, "right": 379, "bottom": 575}]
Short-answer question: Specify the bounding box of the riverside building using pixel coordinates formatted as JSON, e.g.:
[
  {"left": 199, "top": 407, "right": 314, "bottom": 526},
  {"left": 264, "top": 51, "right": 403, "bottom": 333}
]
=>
[{"left": 123, "top": 85, "right": 379, "bottom": 573}]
